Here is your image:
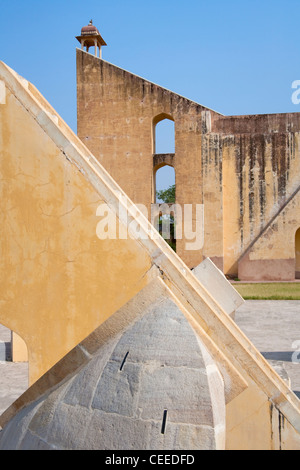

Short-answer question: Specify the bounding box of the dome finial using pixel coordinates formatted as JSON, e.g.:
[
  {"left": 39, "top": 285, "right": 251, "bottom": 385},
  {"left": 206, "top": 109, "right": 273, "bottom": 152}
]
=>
[{"left": 89, "top": 19, "right": 93, "bottom": 26}]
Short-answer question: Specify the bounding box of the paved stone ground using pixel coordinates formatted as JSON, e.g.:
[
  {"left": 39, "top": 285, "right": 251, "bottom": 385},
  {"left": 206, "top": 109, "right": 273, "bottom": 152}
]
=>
[
  {"left": 235, "top": 300, "right": 300, "bottom": 399},
  {"left": 0, "top": 300, "right": 299, "bottom": 418},
  {"left": 0, "top": 362, "right": 28, "bottom": 416},
  {"left": 0, "top": 325, "right": 28, "bottom": 416}
]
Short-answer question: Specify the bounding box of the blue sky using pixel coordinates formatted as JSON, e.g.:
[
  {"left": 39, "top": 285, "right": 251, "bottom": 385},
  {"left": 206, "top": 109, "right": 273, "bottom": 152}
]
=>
[{"left": 1, "top": 0, "right": 299, "bottom": 191}]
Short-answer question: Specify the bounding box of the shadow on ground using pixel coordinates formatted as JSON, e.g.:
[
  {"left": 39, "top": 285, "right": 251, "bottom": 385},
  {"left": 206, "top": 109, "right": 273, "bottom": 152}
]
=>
[{"left": 261, "top": 351, "right": 298, "bottom": 363}]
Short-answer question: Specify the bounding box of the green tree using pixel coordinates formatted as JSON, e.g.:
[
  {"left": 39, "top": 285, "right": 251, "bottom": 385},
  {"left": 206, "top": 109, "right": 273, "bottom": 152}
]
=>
[
  {"left": 156, "top": 184, "right": 175, "bottom": 203},
  {"left": 156, "top": 184, "right": 176, "bottom": 251}
]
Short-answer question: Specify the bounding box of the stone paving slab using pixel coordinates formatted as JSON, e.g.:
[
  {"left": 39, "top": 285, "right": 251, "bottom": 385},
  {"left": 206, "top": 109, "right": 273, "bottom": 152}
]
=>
[
  {"left": 235, "top": 300, "right": 300, "bottom": 398},
  {"left": 0, "top": 362, "right": 28, "bottom": 416}
]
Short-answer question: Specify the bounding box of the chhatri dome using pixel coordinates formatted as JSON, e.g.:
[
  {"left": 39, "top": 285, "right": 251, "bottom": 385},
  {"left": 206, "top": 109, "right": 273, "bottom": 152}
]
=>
[
  {"left": 76, "top": 20, "right": 107, "bottom": 58},
  {"left": 81, "top": 19, "right": 99, "bottom": 35}
]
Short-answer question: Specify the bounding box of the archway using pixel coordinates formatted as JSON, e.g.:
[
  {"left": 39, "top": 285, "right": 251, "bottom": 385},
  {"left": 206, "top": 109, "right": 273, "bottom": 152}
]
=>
[
  {"left": 296, "top": 228, "right": 300, "bottom": 279},
  {"left": 153, "top": 114, "right": 175, "bottom": 155},
  {"left": 155, "top": 164, "right": 175, "bottom": 204},
  {"left": 153, "top": 164, "right": 176, "bottom": 252},
  {"left": 152, "top": 115, "right": 176, "bottom": 252},
  {"left": 0, "top": 323, "right": 29, "bottom": 415}
]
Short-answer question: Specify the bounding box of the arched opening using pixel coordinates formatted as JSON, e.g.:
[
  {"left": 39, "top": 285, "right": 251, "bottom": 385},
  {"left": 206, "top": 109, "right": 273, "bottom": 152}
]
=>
[
  {"left": 153, "top": 114, "right": 175, "bottom": 155},
  {"left": 155, "top": 164, "right": 176, "bottom": 203},
  {"left": 0, "top": 323, "right": 29, "bottom": 415},
  {"left": 153, "top": 164, "right": 176, "bottom": 252},
  {"left": 296, "top": 228, "right": 300, "bottom": 279}
]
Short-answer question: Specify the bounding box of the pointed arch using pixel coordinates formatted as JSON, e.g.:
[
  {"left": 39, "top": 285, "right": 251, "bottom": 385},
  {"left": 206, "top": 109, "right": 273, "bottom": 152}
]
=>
[
  {"left": 152, "top": 113, "right": 175, "bottom": 154},
  {"left": 155, "top": 164, "right": 176, "bottom": 204}
]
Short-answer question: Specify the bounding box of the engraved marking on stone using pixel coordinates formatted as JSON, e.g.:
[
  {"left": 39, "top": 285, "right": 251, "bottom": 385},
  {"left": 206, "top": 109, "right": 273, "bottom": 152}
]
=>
[
  {"left": 161, "top": 410, "right": 168, "bottom": 434},
  {"left": 120, "top": 351, "right": 129, "bottom": 371}
]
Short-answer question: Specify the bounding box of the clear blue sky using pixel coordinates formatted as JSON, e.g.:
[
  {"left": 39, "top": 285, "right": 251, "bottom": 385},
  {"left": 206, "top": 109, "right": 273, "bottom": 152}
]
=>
[{"left": 1, "top": 0, "right": 299, "bottom": 192}]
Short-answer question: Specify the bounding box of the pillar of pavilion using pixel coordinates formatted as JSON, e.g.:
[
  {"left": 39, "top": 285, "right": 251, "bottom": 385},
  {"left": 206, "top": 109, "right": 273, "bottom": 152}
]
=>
[{"left": 76, "top": 20, "right": 107, "bottom": 58}]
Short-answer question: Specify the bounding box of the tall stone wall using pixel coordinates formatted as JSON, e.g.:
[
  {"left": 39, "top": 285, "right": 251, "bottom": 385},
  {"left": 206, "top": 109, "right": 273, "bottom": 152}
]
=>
[
  {"left": 77, "top": 49, "right": 222, "bottom": 268},
  {"left": 212, "top": 114, "right": 300, "bottom": 278},
  {"left": 77, "top": 50, "right": 300, "bottom": 279}
]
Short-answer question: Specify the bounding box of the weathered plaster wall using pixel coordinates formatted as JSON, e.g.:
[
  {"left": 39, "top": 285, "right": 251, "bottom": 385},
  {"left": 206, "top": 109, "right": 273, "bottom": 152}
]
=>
[
  {"left": 211, "top": 115, "right": 300, "bottom": 278},
  {"left": 238, "top": 190, "right": 300, "bottom": 280},
  {"left": 77, "top": 51, "right": 300, "bottom": 280},
  {"left": 201, "top": 131, "right": 224, "bottom": 271},
  {"left": 77, "top": 50, "right": 223, "bottom": 269}
]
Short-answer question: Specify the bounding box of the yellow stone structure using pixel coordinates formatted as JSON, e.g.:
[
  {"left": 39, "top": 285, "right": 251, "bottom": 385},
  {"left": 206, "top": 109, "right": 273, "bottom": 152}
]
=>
[
  {"left": 76, "top": 32, "right": 300, "bottom": 281},
  {"left": 0, "top": 26, "right": 300, "bottom": 449}
]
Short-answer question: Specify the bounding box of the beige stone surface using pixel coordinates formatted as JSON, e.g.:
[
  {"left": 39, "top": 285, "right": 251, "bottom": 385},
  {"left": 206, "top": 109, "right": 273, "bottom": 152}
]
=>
[
  {"left": 0, "top": 362, "right": 28, "bottom": 416},
  {"left": 0, "top": 283, "right": 225, "bottom": 450},
  {"left": 12, "top": 333, "right": 28, "bottom": 363},
  {"left": 192, "top": 258, "right": 244, "bottom": 318}
]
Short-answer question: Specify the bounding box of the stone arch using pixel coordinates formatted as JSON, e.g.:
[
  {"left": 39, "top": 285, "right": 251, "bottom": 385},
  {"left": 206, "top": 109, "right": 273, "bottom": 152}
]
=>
[
  {"left": 152, "top": 113, "right": 175, "bottom": 155},
  {"left": 153, "top": 163, "right": 175, "bottom": 204},
  {"left": 152, "top": 114, "right": 176, "bottom": 204},
  {"left": 0, "top": 319, "right": 29, "bottom": 364},
  {"left": 295, "top": 228, "right": 300, "bottom": 279},
  {"left": 153, "top": 164, "right": 176, "bottom": 252}
]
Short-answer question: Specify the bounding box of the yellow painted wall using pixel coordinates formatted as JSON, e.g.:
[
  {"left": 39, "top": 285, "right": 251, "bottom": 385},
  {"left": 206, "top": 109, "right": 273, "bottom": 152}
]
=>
[
  {"left": 11, "top": 332, "right": 28, "bottom": 362},
  {"left": 0, "top": 79, "right": 151, "bottom": 384}
]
